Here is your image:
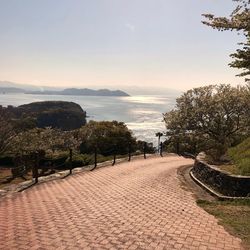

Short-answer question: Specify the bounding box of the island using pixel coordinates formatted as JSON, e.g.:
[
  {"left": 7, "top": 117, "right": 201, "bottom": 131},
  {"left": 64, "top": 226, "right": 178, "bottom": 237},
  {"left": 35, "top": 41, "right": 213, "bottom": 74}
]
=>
[
  {"left": 0, "top": 84, "right": 129, "bottom": 96},
  {"left": 26, "top": 88, "right": 130, "bottom": 96},
  {"left": 2, "top": 101, "right": 87, "bottom": 131}
]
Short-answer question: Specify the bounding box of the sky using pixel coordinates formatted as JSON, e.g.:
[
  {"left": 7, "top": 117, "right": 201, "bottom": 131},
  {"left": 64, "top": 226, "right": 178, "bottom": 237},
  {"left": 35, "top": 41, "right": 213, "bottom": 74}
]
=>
[{"left": 0, "top": 0, "right": 246, "bottom": 92}]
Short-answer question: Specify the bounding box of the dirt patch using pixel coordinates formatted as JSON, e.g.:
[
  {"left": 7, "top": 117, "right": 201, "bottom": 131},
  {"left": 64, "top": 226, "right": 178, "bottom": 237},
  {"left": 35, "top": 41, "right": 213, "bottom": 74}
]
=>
[
  {"left": 177, "top": 164, "right": 216, "bottom": 201},
  {"left": 0, "top": 168, "right": 33, "bottom": 189}
]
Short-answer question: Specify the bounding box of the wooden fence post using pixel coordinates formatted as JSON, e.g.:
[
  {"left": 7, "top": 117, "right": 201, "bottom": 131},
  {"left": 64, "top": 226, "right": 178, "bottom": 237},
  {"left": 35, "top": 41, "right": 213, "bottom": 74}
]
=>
[
  {"left": 128, "top": 142, "right": 131, "bottom": 162},
  {"left": 112, "top": 154, "right": 116, "bottom": 166},
  {"left": 95, "top": 146, "right": 97, "bottom": 169},
  {"left": 176, "top": 140, "right": 180, "bottom": 155},
  {"left": 143, "top": 142, "right": 147, "bottom": 159},
  {"left": 69, "top": 149, "right": 73, "bottom": 174},
  {"left": 32, "top": 153, "right": 39, "bottom": 184},
  {"left": 111, "top": 145, "right": 117, "bottom": 166},
  {"left": 90, "top": 146, "right": 97, "bottom": 171}
]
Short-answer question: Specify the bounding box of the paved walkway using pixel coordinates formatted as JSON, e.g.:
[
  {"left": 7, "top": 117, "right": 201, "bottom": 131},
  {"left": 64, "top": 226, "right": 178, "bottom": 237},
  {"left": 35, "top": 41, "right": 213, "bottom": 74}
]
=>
[{"left": 0, "top": 156, "right": 243, "bottom": 249}]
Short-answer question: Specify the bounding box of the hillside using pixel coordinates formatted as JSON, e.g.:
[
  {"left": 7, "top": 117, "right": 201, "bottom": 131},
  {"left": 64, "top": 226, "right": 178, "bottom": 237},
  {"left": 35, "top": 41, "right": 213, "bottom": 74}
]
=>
[
  {"left": 5, "top": 101, "right": 87, "bottom": 131},
  {"left": 0, "top": 81, "right": 61, "bottom": 91},
  {"left": 0, "top": 87, "right": 25, "bottom": 94},
  {"left": 228, "top": 138, "right": 250, "bottom": 175}
]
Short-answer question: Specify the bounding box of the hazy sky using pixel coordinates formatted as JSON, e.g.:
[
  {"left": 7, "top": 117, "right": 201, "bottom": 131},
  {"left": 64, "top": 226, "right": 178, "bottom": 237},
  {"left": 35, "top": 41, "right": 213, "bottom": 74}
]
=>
[{"left": 0, "top": 0, "right": 245, "bottom": 91}]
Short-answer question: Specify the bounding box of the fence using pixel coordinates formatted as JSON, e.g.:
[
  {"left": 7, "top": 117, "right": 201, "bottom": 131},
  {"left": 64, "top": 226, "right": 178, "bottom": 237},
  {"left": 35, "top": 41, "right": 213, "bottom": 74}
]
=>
[{"left": 0, "top": 142, "right": 165, "bottom": 187}]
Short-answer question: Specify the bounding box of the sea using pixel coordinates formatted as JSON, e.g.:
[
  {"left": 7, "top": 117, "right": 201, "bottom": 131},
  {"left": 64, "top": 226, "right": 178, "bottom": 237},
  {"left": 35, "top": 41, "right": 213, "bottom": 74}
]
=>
[{"left": 0, "top": 93, "right": 177, "bottom": 145}]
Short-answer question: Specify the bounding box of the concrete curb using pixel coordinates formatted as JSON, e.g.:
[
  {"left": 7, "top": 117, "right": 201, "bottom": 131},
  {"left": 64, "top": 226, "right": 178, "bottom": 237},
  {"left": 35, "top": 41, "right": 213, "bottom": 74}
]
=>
[{"left": 190, "top": 169, "right": 250, "bottom": 201}]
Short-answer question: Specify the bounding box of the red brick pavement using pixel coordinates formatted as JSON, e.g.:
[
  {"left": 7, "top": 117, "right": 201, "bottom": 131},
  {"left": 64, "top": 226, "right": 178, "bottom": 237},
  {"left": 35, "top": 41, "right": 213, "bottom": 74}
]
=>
[{"left": 0, "top": 156, "right": 243, "bottom": 249}]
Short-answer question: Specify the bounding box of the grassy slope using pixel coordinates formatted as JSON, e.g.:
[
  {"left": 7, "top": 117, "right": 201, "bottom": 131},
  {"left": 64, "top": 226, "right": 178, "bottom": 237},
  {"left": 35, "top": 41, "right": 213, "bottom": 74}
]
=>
[
  {"left": 198, "top": 138, "right": 250, "bottom": 247},
  {"left": 228, "top": 137, "right": 250, "bottom": 175}
]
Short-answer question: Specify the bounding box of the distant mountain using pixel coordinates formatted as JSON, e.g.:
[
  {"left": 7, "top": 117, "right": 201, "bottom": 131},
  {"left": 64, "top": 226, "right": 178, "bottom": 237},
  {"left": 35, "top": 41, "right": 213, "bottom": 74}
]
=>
[
  {"left": 0, "top": 81, "right": 130, "bottom": 96},
  {"left": 0, "top": 80, "right": 181, "bottom": 96},
  {"left": 62, "top": 88, "right": 129, "bottom": 96},
  {"left": 0, "top": 87, "right": 26, "bottom": 94},
  {"left": 0, "top": 81, "right": 62, "bottom": 91},
  {"left": 27, "top": 88, "right": 130, "bottom": 97}
]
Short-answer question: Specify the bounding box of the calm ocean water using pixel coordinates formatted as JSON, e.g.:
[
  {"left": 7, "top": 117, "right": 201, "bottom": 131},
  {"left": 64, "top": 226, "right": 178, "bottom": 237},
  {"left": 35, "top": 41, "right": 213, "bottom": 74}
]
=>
[{"left": 0, "top": 93, "right": 177, "bottom": 144}]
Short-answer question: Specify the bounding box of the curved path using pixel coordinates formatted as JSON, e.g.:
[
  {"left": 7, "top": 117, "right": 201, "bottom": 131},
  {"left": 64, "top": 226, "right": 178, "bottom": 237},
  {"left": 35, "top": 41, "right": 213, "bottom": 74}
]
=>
[{"left": 0, "top": 156, "right": 243, "bottom": 249}]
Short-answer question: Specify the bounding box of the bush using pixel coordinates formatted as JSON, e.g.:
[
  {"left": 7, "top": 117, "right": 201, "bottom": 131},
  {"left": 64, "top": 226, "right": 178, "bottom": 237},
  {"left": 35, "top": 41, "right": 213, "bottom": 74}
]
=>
[
  {"left": 0, "top": 155, "right": 14, "bottom": 166},
  {"left": 78, "top": 121, "right": 137, "bottom": 156},
  {"left": 66, "top": 154, "right": 93, "bottom": 168},
  {"left": 40, "top": 151, "right": 69, "bottom": 169}
]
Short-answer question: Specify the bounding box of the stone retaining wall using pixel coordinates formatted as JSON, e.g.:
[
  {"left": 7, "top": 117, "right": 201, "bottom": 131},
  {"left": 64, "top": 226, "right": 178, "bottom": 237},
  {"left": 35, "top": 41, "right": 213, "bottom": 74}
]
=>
[{"left": 192, "top": 153, "right": 250, "bottom": 197}]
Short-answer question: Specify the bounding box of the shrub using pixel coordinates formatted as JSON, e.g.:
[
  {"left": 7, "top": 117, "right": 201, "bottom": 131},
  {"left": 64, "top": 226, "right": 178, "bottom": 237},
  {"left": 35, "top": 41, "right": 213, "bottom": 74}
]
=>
[
  {"left": 66, "top": 154, "right": 93, "bottom": 168},
  {"left": 0, "top": 155, "right": 14, "bottom": 167},
  {"left": 42, "top": 152, "right": 69, "bottom": 169}
]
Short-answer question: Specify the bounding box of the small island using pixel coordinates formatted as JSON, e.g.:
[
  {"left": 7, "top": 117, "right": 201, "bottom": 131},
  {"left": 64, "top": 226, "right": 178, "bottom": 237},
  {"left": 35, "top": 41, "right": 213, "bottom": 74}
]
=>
[{"left": 2, "top": 101, "right": 87, "bottom": 131}]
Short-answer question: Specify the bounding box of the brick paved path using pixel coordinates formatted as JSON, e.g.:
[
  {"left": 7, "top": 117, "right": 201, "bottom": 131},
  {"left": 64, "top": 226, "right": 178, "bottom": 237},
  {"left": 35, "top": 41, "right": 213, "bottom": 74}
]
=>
[{"left": 0, "top": 156, "right": 243, "bottom": 249}]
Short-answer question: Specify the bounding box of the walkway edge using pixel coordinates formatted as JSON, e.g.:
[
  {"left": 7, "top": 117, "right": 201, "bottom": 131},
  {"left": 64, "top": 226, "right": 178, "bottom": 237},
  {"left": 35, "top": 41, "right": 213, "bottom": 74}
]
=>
[
  {"left": 189, "top": 169, "right": 250, "bottom": 201},
  {"left": 0, "top": 153, "right": 169, "bottom": 198}
]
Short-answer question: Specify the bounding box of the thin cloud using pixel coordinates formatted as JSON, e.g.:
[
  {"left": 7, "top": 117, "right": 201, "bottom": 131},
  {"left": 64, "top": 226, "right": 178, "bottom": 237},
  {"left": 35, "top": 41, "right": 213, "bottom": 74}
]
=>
[{"left": 125, "top": 23, "right": 135, "bottom": 32}]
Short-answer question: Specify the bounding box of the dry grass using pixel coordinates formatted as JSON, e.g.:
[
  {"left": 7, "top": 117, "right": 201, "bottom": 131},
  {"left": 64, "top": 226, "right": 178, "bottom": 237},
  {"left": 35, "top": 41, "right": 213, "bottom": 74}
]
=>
[
  {"left": 197, "top": 199, "right": 250, "bottom": 249},
  {"left": 218, "top": 164, "right": 242, "bottom": 175},
  {"left": 0, "top": 168, "right": 33, "bottom": 189}
]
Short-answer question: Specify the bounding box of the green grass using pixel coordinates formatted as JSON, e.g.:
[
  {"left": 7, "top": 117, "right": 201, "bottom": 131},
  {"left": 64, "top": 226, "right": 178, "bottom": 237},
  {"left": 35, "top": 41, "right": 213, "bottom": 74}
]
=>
[
  {"left": 197, "top": 199, "right": 250, "bottom": 248},
  {"left": 218, "top": 164, "right": 242, "bottom": 175},
  {"left": 228, "top": 137, "right": 250, "bottom": 176}
]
